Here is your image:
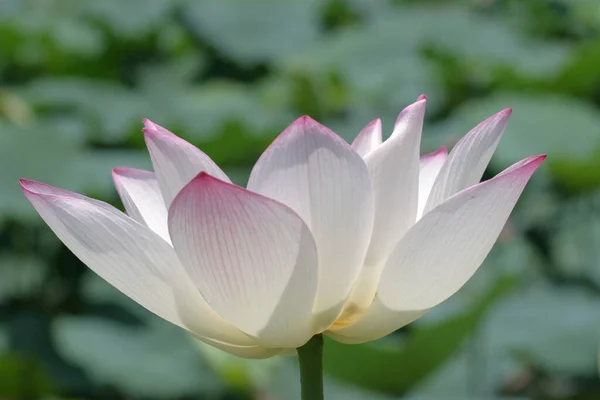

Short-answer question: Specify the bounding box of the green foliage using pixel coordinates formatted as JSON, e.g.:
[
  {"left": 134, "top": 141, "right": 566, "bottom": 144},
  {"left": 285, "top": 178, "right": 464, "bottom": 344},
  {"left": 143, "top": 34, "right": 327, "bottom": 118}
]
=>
[
  {"left": 324, "top": 277, "right": 516, "bottom": 395},
  {"left": 432, "top": 93, "right": 600, "bottom": 190},
  {"left": 0, "top": 353, "right": 57, "bottom": 398}
]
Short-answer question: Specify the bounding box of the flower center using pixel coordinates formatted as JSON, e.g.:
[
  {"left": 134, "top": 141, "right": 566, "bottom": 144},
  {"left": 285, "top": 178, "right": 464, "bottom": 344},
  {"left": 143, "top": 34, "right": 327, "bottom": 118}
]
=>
[
  {"left": 328, "top": 301, "right": 369, "bottom": 329},
  {"left": 328, "top": 264, "right": 382, "bottom": 330}
]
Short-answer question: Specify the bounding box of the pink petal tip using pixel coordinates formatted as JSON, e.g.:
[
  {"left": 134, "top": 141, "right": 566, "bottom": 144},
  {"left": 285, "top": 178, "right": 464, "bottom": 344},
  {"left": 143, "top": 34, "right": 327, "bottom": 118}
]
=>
[
  {"left": 189, "top": 171, "right": 227, "bottom": 187},
  {"left": 19, "top": 179, "right": 53, "bottom": 196},
  {"left": 19, "top": 178, "right": 34, "bottom": 190},
  {"left": 293, "top": 115, "right": 319, "bottom": 126},
  {"left": 532, "top": 154, "right": 547, "bottom": 164},
  {"left": 422, "top": 145, "right": 448, "bottom": 159},
  {"left": 366, "top": 118, "right": 382, "bottom": 127},
  {"left": 112, "top": 168, "right": 153, "bottom": 182},
  {"left": 112, "top": 167, "right": 128, "bottom": 176},
  {"left": 142, "top": 118, "right": 157, "bottom": 130}
]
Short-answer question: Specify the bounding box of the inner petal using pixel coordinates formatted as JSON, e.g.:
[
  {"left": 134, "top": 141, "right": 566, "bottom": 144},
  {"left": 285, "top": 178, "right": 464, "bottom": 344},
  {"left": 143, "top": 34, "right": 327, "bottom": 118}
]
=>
[{"left": 328, "top": 263, "right": 382, "bottom": 329}]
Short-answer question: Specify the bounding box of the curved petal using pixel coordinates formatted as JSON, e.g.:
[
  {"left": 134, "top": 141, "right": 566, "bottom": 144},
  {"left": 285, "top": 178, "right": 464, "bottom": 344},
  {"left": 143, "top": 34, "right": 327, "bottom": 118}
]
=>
[
  {"left": 362, "top": 98, "right": 426, "bottom": 265},
  {"left": 143, "top": 119, "right": 230, "bottom": 206},
  {"left": 326, "top": 296, "right": 425, "bottom": 344},
  {"left": 171, "top": 276, "right": 257, "bottom": 346},
  {"left": 247, "top": 116, "right": 374, "bottom": 331},
  {"left": 112, "top": 168, "right": 170, "bottom": 242},
  {"left": 168, "top": 173, "right": 319, "bottom": 348},
  {"left": 193, "top": 335, "right": 281, "bottom": 359},
  {"left": 377, "top": 155, "right": 545, "bottom": 311},
  {"left": 20, "top": 179, "right": 255, "bottom": 346},
  {"left": 351, "top": 118, "right": 382, "bottom": 158},
  {"left": 417, "top": 146, "right": 447, "bottom": 219},
  {"left": 423, "top": 109, "right": 512, "bottom": 214},
  {"left": 341, "top": 99, "right": 426, "bottom": 318}
]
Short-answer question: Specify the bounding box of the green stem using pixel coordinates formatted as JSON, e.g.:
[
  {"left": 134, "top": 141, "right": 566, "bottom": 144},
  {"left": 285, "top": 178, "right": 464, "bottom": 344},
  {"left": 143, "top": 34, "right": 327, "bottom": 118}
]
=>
[{"left": 297, "top": 334, "right": 324, "bottom": 400}]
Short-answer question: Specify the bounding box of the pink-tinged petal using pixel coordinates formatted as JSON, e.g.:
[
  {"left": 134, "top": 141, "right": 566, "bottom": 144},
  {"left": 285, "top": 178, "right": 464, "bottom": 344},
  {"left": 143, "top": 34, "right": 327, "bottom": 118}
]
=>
[
  {"left": 423, "top": 109, "right": 512, "bottom": 214},
  {"left": 247, "top": 116, "right": 375, "bottom": 331},
  {"left": 377, "top": 155, "right": 545, "bottom": 311},
  {"left": 143, "top": 119, "right": 230, "bottom": 207},
  {"left": 168, "top": 173, "right": 319, "bottom": 348},
  {"left": 342, "top": 99, "right": 426, "bottom": 317},
  {"left": 326, "top": 296, "right": 425, "bottom": 344},
  {"left": 417, "top": 146, "right": 448, "bottom": 219},
  {"left": 20, "top": 179, "right": 255, "bottom": 347},
  {"left": 112, "top": 168, "right": 170, "bottom": 243},
  {"left": 394, "top": 94, "right": 426, "bottom": 126},
  {"left": 351, "top": 118, "right": 382, "bottom": 158}
]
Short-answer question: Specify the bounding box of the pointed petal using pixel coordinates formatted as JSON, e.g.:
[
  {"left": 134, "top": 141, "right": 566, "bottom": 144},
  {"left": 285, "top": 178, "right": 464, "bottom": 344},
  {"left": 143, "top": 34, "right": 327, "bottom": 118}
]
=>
[
  {"left": 377, "top": 155, "right": 545, "bottom": 311},
  {"left": 143, "top": 119, "right": 230, "bottom": 206},
  {"left": 20, "top": 179, "right": 255, "bottom": 346},
  {"left": 362, "top": 98, "right": 426, "bottom": 265},
  {"left": 112, "top": 168, "right": 170, "bottom": 242},
  {"left": 423, "top": 109, "right": 512, "bottom": 214},
  {"left": 351, "top": 118, "right": 382, "bottom": 158},
  {"left": 341, "top": 99, "right": 426, "bottom": 317},
  {"left": 417, "top": 146, "right": 448, "bottom": 219},
  {"left": 19, "top": 179, "right": 187, "bottom": 326},
  {"left": 247, "top": 116, "right": 375, "bottom": 330},
  {"left": 326, "top": 296, "right": 425, "bottom": 344},
  {"left": 168, "top": 173, "right": 319, "bottom": 348}
]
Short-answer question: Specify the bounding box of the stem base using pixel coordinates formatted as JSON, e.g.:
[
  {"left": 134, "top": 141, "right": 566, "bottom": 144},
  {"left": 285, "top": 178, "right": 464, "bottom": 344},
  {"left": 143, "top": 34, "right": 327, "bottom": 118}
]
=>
[{"left": 296, "top": 334, "right": 324, "bottom": 400}]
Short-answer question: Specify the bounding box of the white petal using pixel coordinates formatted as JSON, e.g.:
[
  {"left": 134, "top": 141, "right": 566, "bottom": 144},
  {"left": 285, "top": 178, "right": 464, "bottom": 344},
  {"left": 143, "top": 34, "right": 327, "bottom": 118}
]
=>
[
  {"left": 362, "top": 98, "right": 425, "bottom": 265},
  {"left": 417, "top": 146, "right": 448, "bottom": 219},
  {"left": 247, "top": 116, "right": 375, "bottom": 331},
  {"left": 143, "top": 119, "right": 230, "bottom": 207},
  {"left": 168, "top": 173, "right": 319, "bottom": 348},
  {"left": 20, "top": 179, "right": 186, "bottom": 326},
  {"left": 423, "top": 109, "right": 512, "bottom": 214},
  {"left": 171, "top": 277, "right": 257, "bottom": 346},
  {"left": 341, "top": 99, "right": 426, "bottom": 317},
  {"left": 112, "top": 168, "right": 170, "bottom": 243},
  {"left": 378, "top": 155, "right": 545, "bottom": 311},
  {"left": 194, "top": 336, "right": 281, "bottom": 359},
  {"left": 351, "top": 118, "right": 382, "bottom": 158},
  {"left": 326, "top": 296, "right": 425, "bottom": 344},
  {"left": 20, "top": 179, "right": 255, "bottom": 347}
]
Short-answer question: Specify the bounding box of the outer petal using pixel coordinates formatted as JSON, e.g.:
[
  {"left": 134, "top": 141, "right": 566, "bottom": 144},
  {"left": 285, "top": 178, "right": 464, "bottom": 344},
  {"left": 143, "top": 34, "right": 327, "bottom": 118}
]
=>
[
  {"left": 341, "top": 99, "right": 426, "bottom": 318},
  {"left": 351, "top": 118, "right": 382, "bottom": 158},
  {"left": 20, "top": 179, "right": 181, "bottom": 323},
  {"left": 20, "top": 179, "right": 256, "bottom": 347},
  {"left": 326, "top": 297, "right": 424, "bottom": 344},
  {"left": 423, "top": 109, "right": 512, "bottom": 214},
  {"left": 417, "top": 146, "right": 448, "bottom": 219},
  {"left": 377, "top": 155, "right": 545, "bottom": 312},
  {"left": 194, "top": 336, "right": 281, "bottom": 359},
  {"left": 168, "top": 173, "right": 319, "bottom": 348},
  {"left": 112, "top": 168, "right": 170, "bottom": 242},
  {"left": 247, "top": 116, "right": 375, "bottom": 331},
  {"left": 143, "top": 119, "right": 230, "bottom": 206}
]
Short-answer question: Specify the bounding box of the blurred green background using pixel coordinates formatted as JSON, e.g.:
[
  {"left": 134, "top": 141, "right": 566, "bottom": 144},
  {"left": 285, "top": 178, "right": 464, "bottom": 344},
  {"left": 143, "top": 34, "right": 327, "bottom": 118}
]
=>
[{"left": 1, "top": 0, "right": 600, "bottom": 399}]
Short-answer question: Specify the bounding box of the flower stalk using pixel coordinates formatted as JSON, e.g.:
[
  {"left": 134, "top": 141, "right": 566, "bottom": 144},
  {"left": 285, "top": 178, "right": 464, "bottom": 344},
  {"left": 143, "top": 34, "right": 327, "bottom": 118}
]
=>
[{"left": 297, "top": 334, "right": 324, "bottom": 400}]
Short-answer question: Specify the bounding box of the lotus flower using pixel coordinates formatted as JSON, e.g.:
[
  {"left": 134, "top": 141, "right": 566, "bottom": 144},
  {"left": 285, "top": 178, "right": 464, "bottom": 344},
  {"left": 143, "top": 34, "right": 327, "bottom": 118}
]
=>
[{"left": 20, "top": 96, "right": 544, "bottom": 358}]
